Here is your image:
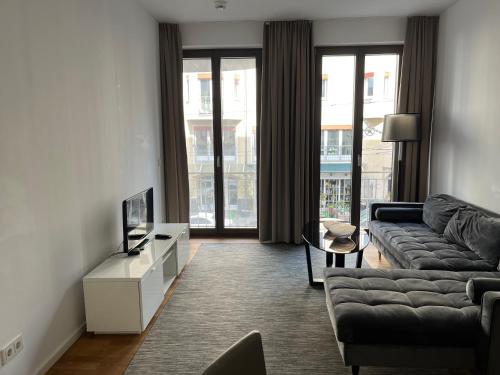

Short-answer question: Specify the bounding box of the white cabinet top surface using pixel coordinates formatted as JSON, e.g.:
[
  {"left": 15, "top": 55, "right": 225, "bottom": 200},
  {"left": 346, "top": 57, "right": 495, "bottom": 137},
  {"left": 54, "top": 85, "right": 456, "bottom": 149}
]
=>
[{"left": 84, "top": 223, "right": 188, "bottom": 282}]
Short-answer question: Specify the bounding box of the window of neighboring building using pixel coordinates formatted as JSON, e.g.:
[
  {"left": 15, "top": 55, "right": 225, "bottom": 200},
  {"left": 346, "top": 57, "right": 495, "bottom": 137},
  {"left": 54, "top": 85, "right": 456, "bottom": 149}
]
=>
[
  {"left": 326, "top": 130, "right": 340, "bottom": 155},
  {"left": 321, "top": 130, "right": 325, "bottom": 154},
  {"left": 383, "top": 72, "right": 390, "bottom": 97},
  {"left": 320, "top": 178, "right": 352, "bottom": 221},
  {"left": 321, "top": 130, "right": 352, "bottom": 159},
  {"left": 223, "top": 128, "right": 236, "bottom": 159},
  {"left": 234, "top": 74, "right": 240, "bottom": 99},
  {"left": 341, "top": 130, "right": 352, "bottom": 155},
  {"left": 321, "top": 74, "right": 328, "bottom": 100},
  {"left": 227, "top": 178, "right": 238, "bottom": 207},
  {"left": 364, "top": 72, "right": 374, "bottom": 97},
  {"left": 200, "top": 176, "right": 215, "bottom": 211},
  {"left": 199, "top": 76, "right": 212, "bottom": 114},
  {"left": 193, "top": 128, "right": 213, "bottom": 159}
]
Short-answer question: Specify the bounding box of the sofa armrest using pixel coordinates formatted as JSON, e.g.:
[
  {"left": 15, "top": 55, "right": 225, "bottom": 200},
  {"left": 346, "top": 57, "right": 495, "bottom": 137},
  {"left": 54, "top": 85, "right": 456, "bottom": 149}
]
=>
[
  {"left": 481, "top": 291, "right": 500, "bottom": 335},
  {"left": 480, "top": 292, "right": 500, "bottom": 375},
  {"left": 369, "top": 202, "right": 424, "bottom": 222},
  {"left": 466, "top": 278, "right": 500, "bottom": 304}
]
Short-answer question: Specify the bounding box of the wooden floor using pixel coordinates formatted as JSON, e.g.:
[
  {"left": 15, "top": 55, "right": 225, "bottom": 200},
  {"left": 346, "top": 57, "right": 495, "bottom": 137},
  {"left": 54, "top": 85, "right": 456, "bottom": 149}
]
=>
[{"left": 47, "top": 239, "right": 388, "bottom": 375}]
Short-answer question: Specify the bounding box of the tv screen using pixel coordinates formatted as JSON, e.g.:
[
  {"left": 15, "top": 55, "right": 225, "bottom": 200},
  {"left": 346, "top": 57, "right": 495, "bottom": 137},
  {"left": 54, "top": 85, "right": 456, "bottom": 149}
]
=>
[{"left": 122, "top": 187, "right": 154, "bottom": 253}]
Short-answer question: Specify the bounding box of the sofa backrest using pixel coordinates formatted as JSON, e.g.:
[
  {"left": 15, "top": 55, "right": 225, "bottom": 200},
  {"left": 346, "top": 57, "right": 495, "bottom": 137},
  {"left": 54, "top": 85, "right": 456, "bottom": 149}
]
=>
[
  {"left": 426, "top": 194, "right": 500, "bottom": 269},
  {"left": 440, "top": 194, "right": 500, "bottom": 219},
  {"left": 423, "top": 195, "right": 467, "bottom": 234},
  {"left": 423, "top": 194, "right": 500, "bottom": 235},
  {"left": 444, "top": 207, "right": 500, "bottom": 268}
]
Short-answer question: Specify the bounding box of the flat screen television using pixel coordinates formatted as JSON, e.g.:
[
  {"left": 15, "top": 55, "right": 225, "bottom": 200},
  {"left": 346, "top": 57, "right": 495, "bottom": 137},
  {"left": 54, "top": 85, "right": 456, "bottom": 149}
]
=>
[{"left": 122, "top": 187, "right": 154, "bottom": 254}]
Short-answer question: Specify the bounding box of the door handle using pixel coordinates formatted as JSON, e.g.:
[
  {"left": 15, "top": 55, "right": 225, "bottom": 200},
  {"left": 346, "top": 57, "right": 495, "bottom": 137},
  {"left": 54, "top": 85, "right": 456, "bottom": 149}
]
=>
[
  {"left": 217, "top": 155, "right": 221, "bottom": 168},
  {"left": 357, "top": 154, "right": 362, "bottom": 167}
]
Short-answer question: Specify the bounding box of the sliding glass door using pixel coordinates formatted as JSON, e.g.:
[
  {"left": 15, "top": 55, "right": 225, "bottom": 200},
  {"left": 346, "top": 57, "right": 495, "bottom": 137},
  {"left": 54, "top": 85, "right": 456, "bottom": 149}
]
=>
[
  {"left": 317, "top": 46, "right": 402, "bottom": 228},
  {"left": 183, "top": 58, "right": 216, "bottom": 228},
  {"left": 182, "top": 50, "right": 261, "bottom": 233},
  {"left": 360, "top": 54, "right": 400, "bottom": 227},
  {"left": 319, "top": 55, "right": 356, "bottom": 223}
]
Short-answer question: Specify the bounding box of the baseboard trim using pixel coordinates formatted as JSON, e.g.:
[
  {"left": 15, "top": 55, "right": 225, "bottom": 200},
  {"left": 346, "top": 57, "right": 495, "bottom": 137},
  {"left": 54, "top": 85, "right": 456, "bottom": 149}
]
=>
[{"left": 35, "top": 322, "right": 86, "bottom": 375}]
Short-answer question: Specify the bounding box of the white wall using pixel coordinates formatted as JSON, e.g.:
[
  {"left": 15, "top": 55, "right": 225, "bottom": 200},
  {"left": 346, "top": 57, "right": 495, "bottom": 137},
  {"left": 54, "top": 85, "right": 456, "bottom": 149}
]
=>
[
  {"left": 0, "top": 0, "right": 162, "bottom": 374},
  {"left": 180, "top": 17, "right": 406, "bottom": 49},
  {"left": 181, "top": 21, "right": 263, "bottom": 48},
  {"left": 314, "top": 17, "right": 406, "bottom": 46},
  {"left": 431, "top": 0, "right": 500, "bottom": 212}
]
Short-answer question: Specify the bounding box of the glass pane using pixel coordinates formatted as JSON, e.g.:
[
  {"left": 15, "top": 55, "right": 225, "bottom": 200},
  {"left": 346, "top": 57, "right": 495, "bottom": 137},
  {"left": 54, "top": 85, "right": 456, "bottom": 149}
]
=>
[
  {"left": 360, "top": 54, "right": 399, "bottom": 228},
  {"left": 221, "top": 58, "right": 257, "bottom": 228},
  {"left": 183, "top": 58, "right": 215, "bottom": 228},
  {"left": 320, "top": 56, "right": 356, "bottom": 223}
]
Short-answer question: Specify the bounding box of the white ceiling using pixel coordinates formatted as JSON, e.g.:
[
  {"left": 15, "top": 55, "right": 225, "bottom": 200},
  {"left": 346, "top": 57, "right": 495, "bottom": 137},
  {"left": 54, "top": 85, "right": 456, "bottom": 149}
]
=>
[{"left": 139, "top": 0, "right": 458, "bottom": 23}]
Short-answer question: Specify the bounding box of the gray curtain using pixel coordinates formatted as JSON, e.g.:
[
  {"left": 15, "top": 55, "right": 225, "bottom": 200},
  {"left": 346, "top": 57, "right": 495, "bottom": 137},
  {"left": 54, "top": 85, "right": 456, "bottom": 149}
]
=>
[
  {"left": 259, "top": 20, "right": 318, "bottom": 244},
  {"left": 397, "top": 16, "right": 439, "bottom": 202},
  {"left": 159, "top": 23, "right": 190, "bottom": 222}
]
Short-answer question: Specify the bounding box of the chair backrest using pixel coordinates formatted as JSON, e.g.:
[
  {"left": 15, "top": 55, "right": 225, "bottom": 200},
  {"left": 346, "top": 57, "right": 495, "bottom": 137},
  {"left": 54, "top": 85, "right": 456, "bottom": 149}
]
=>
[{"left": 202, "top": 331, "right": 267, "bottom": 375}]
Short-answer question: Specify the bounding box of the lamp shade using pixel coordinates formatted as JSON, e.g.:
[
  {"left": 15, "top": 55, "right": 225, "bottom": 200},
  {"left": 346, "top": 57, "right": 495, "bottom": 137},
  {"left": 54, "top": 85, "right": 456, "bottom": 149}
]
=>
[{"left": 382, "top": 113, "right": 421, "bottom": 142}]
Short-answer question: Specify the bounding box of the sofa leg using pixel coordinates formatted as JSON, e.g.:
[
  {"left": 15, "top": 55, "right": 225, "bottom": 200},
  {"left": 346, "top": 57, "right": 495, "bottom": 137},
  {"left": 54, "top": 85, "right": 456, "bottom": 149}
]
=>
[{"left": 352, "top": 365, "right": 360, "bottom": 375}]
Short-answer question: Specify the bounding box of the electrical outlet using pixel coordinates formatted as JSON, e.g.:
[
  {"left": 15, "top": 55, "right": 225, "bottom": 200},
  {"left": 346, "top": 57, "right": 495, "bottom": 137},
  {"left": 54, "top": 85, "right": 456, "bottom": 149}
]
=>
[
  {"left": 1, "top": 341, "right": 16, "bottom": 365},
  {"left": 13, "top": 335, "right": 23, "bottom": 354},
  {"left": 1, "top": 334, "right": 23, "bottom": 366}
]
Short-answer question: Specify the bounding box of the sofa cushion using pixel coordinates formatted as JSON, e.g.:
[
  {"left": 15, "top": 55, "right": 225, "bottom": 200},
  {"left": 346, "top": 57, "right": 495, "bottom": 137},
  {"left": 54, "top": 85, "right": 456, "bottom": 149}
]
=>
[
  {"left": 323, "top": 268, "right": 500, "bottom": 346},
  {"left": 375, "top": 207, "right": 423, "bottom": 223},
  {"left": 443, "top": 208, "right": 470, "bottom": 249},
  {"left": 369, "top": 220, "right": 496, "bottom": 271},
  {"left": 423, "top": 194, "right": 465, "bottom": 234},
  {"left": 444, "top": 208, "right": 500, "bottom": 268}
]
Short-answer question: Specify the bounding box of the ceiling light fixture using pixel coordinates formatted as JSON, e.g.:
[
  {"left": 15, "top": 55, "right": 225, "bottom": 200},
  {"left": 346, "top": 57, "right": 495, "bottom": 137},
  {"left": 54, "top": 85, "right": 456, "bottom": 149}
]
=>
[{"left": 214, "top": 0, "right": 227, "bottom": 12}]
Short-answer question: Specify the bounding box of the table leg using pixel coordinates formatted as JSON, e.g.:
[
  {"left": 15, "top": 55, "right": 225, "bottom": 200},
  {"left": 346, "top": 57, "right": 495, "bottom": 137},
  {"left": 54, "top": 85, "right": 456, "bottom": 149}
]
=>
[
  {"left": 304, "top": 242, "right": 324, "bottom": 288},
  {"left": 356, "top": 250, "right": 364, "bottom": 268},
  {"left": 305, "top": 242, "right": 314, "bottom": 285},
  {"left": 326, "top": 252, "right": 333, "bottom": 267},
  {"left": 335, "top": 253, "right": 345, "bottom": 268}
]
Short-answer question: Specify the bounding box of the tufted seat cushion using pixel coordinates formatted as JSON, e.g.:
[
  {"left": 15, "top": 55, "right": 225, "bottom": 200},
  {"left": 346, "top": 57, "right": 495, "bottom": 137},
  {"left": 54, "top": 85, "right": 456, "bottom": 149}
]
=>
[
  {"left": 324, "top": 268, "right": 500, "bottom": 346},
  {"left": 369, "top": 220, "right": 497, "bottom": 271}
]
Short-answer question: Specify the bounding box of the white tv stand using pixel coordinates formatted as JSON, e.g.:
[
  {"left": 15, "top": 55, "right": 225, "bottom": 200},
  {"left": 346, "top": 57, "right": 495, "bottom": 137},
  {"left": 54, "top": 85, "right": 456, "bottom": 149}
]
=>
[{"left": 83, "top": 223, "right": 189, "bottom": 334}]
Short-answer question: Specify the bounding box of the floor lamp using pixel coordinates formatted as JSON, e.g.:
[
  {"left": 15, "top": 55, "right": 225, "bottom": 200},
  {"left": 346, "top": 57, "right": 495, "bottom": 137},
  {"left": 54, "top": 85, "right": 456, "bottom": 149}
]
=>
[{"left": 382, "top": 113, "right": 421, "bottom": 201}]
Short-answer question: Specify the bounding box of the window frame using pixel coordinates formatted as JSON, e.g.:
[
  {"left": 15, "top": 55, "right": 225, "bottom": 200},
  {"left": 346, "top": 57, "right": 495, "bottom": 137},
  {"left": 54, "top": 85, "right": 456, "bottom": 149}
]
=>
[
  {"left": 183, "top": 49, "right": 262, "bottom": 237},
  {"left": 315, "top": 45, "right": 403, "bottom": 228}
]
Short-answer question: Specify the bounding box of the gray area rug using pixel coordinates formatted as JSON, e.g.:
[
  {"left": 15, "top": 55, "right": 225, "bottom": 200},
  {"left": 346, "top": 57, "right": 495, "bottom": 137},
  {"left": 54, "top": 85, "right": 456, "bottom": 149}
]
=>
[{"left": 126, "top": 244, "right": 454, "bottom": 375}]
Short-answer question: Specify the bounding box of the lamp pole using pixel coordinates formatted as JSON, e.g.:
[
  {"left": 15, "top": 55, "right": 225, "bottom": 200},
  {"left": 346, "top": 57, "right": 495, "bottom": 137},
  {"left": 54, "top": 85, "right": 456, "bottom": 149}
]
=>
[{"left": 382, "top": 113, "right": 421, "bottom": 202}]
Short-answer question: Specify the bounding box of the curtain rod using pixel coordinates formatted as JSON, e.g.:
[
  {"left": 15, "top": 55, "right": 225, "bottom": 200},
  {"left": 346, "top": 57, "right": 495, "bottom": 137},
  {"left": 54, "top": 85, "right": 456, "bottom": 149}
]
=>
[{"left": 264, "top": 20, "right": 312, "bottom": 25}]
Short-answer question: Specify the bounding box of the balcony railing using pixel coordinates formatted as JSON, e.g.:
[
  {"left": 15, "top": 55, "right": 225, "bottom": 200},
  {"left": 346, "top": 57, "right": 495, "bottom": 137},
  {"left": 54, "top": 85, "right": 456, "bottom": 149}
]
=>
[
  {"left": 320, "top": 145, "right": 352, "bottom": 162},
  {"left": 188, "top": 171, "right": 257, "bottom": 228},
  {"left": 320, "top": 176, "right": 391, "bottom": 227}
]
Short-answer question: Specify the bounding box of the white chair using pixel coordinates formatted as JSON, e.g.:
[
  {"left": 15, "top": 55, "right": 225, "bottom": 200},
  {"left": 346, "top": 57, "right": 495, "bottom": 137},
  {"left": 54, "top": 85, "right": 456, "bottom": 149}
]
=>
[{"left": 202, "top": 331, "right": 267, "bottom": 375}]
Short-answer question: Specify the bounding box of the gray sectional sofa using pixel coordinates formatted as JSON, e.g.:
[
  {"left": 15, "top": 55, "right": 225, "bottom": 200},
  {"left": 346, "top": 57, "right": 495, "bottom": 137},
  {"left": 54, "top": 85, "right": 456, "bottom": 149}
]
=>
[
  {"left": 323, "top": 194, "right": 500, "bottom": 375},
  {"left": 369, "top": 195, "right": 499, "bottom": 271}
]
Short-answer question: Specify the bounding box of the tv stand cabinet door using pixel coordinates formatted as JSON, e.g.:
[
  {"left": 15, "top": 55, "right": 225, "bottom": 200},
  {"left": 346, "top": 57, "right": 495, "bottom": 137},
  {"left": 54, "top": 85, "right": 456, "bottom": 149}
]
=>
[
  {"left": 176, "top": 225, "right": 190, "bottom": 275},
  {"left": 84, "top": 280, "right": 142, "bottom": 334},
  {"left": 140, "top": 262, "right": 164, "bottom": 330}
]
